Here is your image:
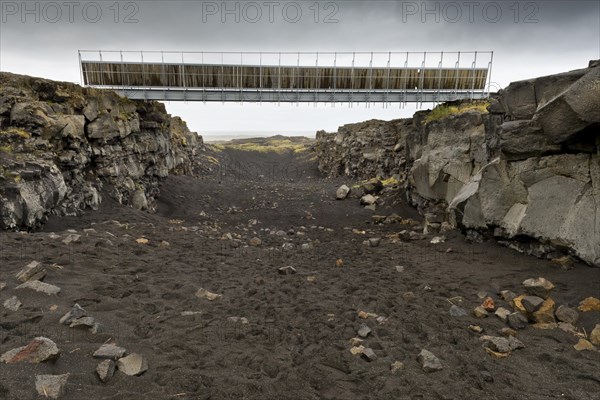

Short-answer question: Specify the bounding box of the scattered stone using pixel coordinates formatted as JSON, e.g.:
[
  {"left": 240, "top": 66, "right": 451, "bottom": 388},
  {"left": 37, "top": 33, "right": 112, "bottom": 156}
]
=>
[
  {"left": 360, "top": 194, "right": 377, "bottom": 206},
  {"left": 301, "top": 243, "right": 313, "bottom": 252},
  {"left": 363, "top": 179, "right": 383, "bottom": 195},
  {"left": 481, "top": 297, "right": 496, "bottom": 312},
  {"left": 480, "top": 335, "right": 525, "bottom": 353},
  {"left": 361, "top": 348, "right": 377, "bottom": 362},
  {"left": 180, "top": 311, "right": 202, "bottom": 316},
  {"left": 159, "top": 240, "right": 170, "bottom": 247},
  {"left": 93, "top": 344, "right": 126, "bottom": 360},
  {"left": 512, "top": 295, "right": 527, "bottom": 314},
  {"left": 62, "top": 234, "right": 80, "bottom": 245},
  {"left": 395, "top": 265, "right": 405, "bottom": 273},
  {"left": 1, "top": 337, "right": 60, "bottom": 363},
  {"left": 15, "top": 261, "right": 46, "bottom": 282},
  {"left": 336, "top": 184, "right": 351, "bottom": 200},
  {"left": 476, "top": 290, "right": 488, "bottom": 300},
  {"left": 278, "top": 266, "right": 297, "bottom": 275},
  {"left": 368, "top": 238, "right": 381, "bottom": 247},
  {"left": 532, "top": 298, "right": 556, "bottom": 323},
  {"left": 485, "top": 347, "right": 510, "bottom": 359},
  {"left": 522, "top": 277, "right": 554, "bottom": 299},
  {"left": 357, "top": 324, "right": 372, "bottom": 338},
  {"left": 117, "top": 353, "right": 148, "bottom": 376},
  {"left": 558, "top": 322, "right": 578, "bottom": 334},
  {"left": 358, "top": 311, "right": 369, "bottom": 319},
  {"left": 228, "top": 316, "right": 249, "bottom": 325},
  {"left": 60, "top": 304, "right": 87, "bottom": 325},
  {"left": 306, "top": 275, "right": 317, "bottom": 282},
  {"left": 376, "top": 316, "right": 388, "bottom": 325},
  {"left": 532, "top": 322, "right": 558, "bottom": 330},
  {"left": 350, "top": 345, "right": 365, "bottom": 355},
  {"left": 3, "top": 296, "right": 22, "bottom": 311},
  {"left": 15, "top": 280, "right": 60, "bottom": 295},
  {"left": 364, "top": 204, "right": 377, "bottom": 211},
  {"left": 417, "top": 349, "right": 443, "bottom": 372},
  {"left": 550, "top": 256, "right": 574, "bottom": 270},
  {"left": 472, "top": 306, "right": 489, "bottom": 318},
  {"left": 349, "top": 337, "right": 364, "bottom": 347},
  {"left": 469, "top": 325, "right": 483, "bottom": 333},
  {"left": 335, "top": 259, "right": 344, "bottom": 267},
  {"left": 390, "top": 361, "right": 404, "bottom": 374},
  {"left": 372, "top": 215, "right": 387, "bottom": 224},
  {"left": 70, "top": 317, "right": 99, "bottom": 334},
  {"left": 555, "top": 305, "right": 579, "bottom": 325},
  {"left": 573, "top": 339, "right": 597, "bottom": 351},
  {"left": 96, "top": 360, "right": 115, "bottom": 383},
  {"left": 500, "top": 328, "right": 517, "bottom": 337},
  {"left": 0, "top": 282, "right": 5, "bottom": 291},
  {"left": 522, "top": 296, "right": 545, "bottom": 314},
  {"left": 500, "top": 290, "right": 517, "bottom": 303},
  {"left": 135, "top": 238, "right": 149, "bottom": 244},
  {"left": 195, "top": 288, "right": 222, "bottom": 301},
  {"left": 248, "top": 237, "right": 262, "bottom": 246},
  {"left": 494, "top": 307, "right": 511, "bottom": 323},
  {"left": 430, "top": 236, "right": 445, "bottom": 244},
  {"left": 589, "top": 324, "right": 600, "bottom": 346},
  {"left": 507, "top": 312, "right": 528, "bottom": 330},
  {"left": 449, "top": 305, "right": 467, "bottom": 317},
  {"left": 578, "top": 297, "right": 600, "bottom": 312},
  {"left": 35, "top": 374, "right": 69, "bottom": 399}
]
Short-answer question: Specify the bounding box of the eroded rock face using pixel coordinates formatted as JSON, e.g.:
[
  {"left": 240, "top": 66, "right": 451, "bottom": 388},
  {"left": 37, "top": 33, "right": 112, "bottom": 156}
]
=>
[
  {"left": 315, "top": 60, "right": 600, "bottom": 266},
  {"left": 0, "top": 72, "right": 204, "bottom": 230}
]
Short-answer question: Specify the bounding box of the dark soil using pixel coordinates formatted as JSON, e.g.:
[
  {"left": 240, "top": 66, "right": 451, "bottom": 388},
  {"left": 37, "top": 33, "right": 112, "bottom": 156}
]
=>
[{"left": 0, "top": 146, "right": 599, "bottom": 400}]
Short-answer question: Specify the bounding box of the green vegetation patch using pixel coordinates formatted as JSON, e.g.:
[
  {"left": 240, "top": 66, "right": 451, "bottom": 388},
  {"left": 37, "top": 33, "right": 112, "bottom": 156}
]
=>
[
  {"left": 214, "top": 138, "right": 311, "bottom": 154},
  {"left": 424, "top": 101, "right": 489, "bottom": 124},
  {"left": 0, "top": 127, "right": 31, "bottom": 139}
]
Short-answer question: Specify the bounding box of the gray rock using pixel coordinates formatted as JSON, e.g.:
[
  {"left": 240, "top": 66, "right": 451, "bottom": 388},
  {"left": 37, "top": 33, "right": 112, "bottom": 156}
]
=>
[
  {"left": 417, "top": 349, "right": 443, "bottom": 372},
  {"left": 522, "top": 296, "right": 545, "bottom": 314},
  {"left": 278, "top": 266, "right": 297, "bottom": 275},
  {"left": 96, "top": 360, "right": 116, "bottom": 383},
  {"left": 116, "top": 353, "right": 148, "bottom": 376},
  {"left": 507, "top": 312, "right": 528, "bottom": 330},
  {"left": 336, "top": 184, "right": 351, "bottom": 200},
  {"left": 3, "top": 296, "right": 22, "bottom": 311},
  {"left": 357, "top": 324, "right": 372, "bottom": 338},
  {"left": 494, "top": 307, "right": 511, "bottom": 323},
  {"left": 59, "top": 304, "right": 87, "bottom": 325},
  {"left": 522, "top": 278, "right": 555, "bottom": 299},
  {"left": 1, "top": 337, "right": 60, "bottom": 363},
  {"left": 480, "top": 335, "right": 525, "bottom": 353},
  {"left": 555, "top": 305, "right": 579, "bottom": 325},
  {"left": 0, "top": 282, "right": 5, "bottom": 291},
  {"left": 16, "top": 280, "right": 61, "bottom": 295},
  {"left": 360, "top": 194, "right": 377, "bottom": 205},
  {"left": 361, "top": 348, "right": 377, "bottom": 362},
  {"left": 62, "top": 233, "right": 81, "bottom": 245},
  {"left": 449, "top": 305, "right": 468, "bottom": 317},
  {"left": 131, "top": 189, "right": 148, "bottom": 211},
  {"left": 35, "top": 374, "right": 69, "bottom": 399},
  {"left": 368, "top": 238, "right": 381, "bottom": 247},
  {"left": 15, "top": 260, "right": 46, "bottom": 282},
  {"left": 70, "top": 317, "right": 99, "bottom": 333},
  {"left": 93, "top": 344, "right": 126, "bottom": 360}
]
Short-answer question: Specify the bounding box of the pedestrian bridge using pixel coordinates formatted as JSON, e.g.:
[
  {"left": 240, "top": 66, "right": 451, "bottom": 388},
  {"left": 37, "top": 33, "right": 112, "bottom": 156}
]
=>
[{"left": 79, "top": 51, "right": 493, "bottom": 104}]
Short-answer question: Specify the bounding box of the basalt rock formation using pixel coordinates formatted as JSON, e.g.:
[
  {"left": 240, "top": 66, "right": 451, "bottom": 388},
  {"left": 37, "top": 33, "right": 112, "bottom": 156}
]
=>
[
  {"left": 0, "top": 72, "right": 204, "bottom": 230},
  {"left": 316, "top": 61, "right": 600, "bottom": 266}
]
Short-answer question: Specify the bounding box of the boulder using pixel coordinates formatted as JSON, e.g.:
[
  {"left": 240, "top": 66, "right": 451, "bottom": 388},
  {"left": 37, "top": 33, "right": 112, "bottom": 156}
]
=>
[
  {"left": 116, "top": 353, "right": 148, "bottom": 376},
  {"left": 35, "top": 374, "right": 69, "bottom": 399},
  {"left": 336, "top": 184, "right": 350, "bottom": 200},
  {"left": 1, "top": 337, "right": 60, "bottom": 363}
]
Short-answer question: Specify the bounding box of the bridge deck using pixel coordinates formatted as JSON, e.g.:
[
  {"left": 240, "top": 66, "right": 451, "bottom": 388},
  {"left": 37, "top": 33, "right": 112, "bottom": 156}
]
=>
[{"left": 79, "top": 51, "right": 493, "bottom": 103}]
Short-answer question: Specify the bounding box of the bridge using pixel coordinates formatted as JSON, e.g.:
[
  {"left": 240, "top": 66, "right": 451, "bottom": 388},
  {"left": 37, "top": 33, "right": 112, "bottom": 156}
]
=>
[{"left": 79, "top": 51, "right": 493, "bottom": 104}]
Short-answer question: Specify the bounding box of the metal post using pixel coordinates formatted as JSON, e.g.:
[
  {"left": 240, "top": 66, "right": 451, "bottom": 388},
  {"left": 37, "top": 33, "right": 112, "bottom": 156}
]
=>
[
  {"left": 350, "top": 52, "right": 355, "bottom": 106},
  {"left": 181, "top": 52, "right": 187, "bottom": 102},
  {"left": 140, "top": 51, "right": 146, "bottom": 100},
  {"left": 333, "top": 52, "right": 337, "bottom": 107},
  {"left": 486, "top": 51, "right": 494, "bottom": 97},
  {"left": 78, "top": 51, "right": 84, "bottom": 86},
  {"left": 385, "top": 51, "right": 391, "bottom": 107},
  {"left": 403, "top": 52, "right": 409, "bottom": 106},
  {"left": 221, "top": 52, "right": 224, "bottom": 104},
  {"left": 471, "top": 51, "right": 478, "bottom": 99},
  {"left": 297, "top": 52, "right": 300, "bottom": 106},
  {"left": 419, "top": 52, "right": 426, "bottom": 108},
  {"left": 259, "top": 52, "right": 262, "bottom": 104},
  {"left": 368, "top": 52, "right": 373, "bottom": 106},
  {"left": 454, "top": 51, "right": 461, "bottom": 96},
  {"left": 278, "top": 52, "right": 282, "bottom": 105},
  {"left": 314, "top": 52, "right": 319, "bottom": 106},
  {"left": 436, "top": 52, "right": 444, "bottom": 104}
]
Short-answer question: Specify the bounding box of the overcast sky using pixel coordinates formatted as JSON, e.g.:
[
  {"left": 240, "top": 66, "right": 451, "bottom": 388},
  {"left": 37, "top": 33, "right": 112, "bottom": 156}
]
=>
[{"left": 1, "top": 0, "right": 599, "bottom": 138}]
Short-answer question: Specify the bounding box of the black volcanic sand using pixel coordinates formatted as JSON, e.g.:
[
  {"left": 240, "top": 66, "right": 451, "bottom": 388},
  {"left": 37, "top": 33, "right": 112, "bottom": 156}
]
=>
[{"left": 1, "top": 147, "right": 599, "bottom": 400}]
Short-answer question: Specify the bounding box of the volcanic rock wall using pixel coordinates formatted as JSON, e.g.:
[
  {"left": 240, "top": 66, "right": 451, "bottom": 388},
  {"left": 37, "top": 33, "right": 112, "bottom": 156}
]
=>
[
  {"left": 0, "top": 72, "right": 203, "bottom": 230},
  {"left": 315, "top": 61, "right": 600, "bottom": 266}
]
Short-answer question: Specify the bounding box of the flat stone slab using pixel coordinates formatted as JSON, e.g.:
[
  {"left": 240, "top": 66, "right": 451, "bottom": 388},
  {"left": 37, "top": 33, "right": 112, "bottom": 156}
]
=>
[
  {"left": 15, "top": 261, "right": 46, "bottom": 282},
  {"left": 3, "top": 296, "right": 22, "bottom": 311},
  {"left": 96, "top": 360, "right": 116, "bottom": 383},
  {"left": 417, "top": 349, "right": 443, "bottom": 372},
  {"left": 60, "top": 304, "right": 87, "bottom": 325},
  {"left": 93, "top": 344, "right": 126, "bottom": 360},
  {"left": 16, "top": 280, "right": 61, "bottom": 295},
  {"left": 1, "top": 337, "right": 60, "bottom": 363},
  {"left": 35, "top": 374, "right": 69, "bottom": 399},
  {"left": 117, "top": 353, "right": 148, "bottom": 376}
]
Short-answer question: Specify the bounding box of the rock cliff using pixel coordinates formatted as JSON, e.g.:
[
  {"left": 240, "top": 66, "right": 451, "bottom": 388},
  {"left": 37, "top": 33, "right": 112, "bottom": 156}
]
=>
[
  {"left": 315, "top": 61, "right": 600, "bottom": 266},
  {"left": 0, "top": 72, "right": 203, "bottom": 230}
]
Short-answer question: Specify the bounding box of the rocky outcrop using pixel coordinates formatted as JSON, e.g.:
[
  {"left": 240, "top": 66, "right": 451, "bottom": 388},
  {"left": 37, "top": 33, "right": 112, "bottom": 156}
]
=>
[
  {"left": 0, "top": 72, "right": 204, "bottom": 230},
  {"left": 315, "top": 61, "right": 599, "bottom": 266}
]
